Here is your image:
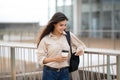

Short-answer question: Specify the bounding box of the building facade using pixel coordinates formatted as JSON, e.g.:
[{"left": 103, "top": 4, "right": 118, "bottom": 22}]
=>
[{"left": 0, "top": 23, "right": 39, "bottom": 42}]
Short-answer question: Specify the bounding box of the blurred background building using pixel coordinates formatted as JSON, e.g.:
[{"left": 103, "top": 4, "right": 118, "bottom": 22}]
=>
[
  {"left": 0, "top": 22, "right": 39, "bottom": 42},
  {"left": 0, "top": 0, "right": 120, "bottom": 50}
]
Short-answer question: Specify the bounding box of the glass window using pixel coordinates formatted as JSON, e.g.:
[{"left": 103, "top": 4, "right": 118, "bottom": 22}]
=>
[
  {"left": 114, "top": 1, "right": 120, "bottom": 30},
  {"left": 102, "top": 0, "right": 112, "bottom": 30},
  {"left": 103, "top": 32, "right": 111, "bottom": 38},
  {"left": 82, "top": 0, "right": 89, "bottom": 3},
  {"left": 103, "top": 0, "right": 120, "bottom": 2},
  {"left": 90, "top": 32, "right": 102, "bottom": 38},
  {"left": 102, "top": 11, "right": 112, "bottom": 30},
  {"left": 114, "top": 1, "right": 120, "bottom": 39},
  {"left": 91, "top": 12, "right": 100, "bottom": 29},
  {"left": 115, "top": 32, "right": 120, "bottom": 39},
  {"left": 92, "top": 0, "right": 100, "bottom": 3},
  {"left": 81, "top": 0, "right": 120, "bottom": 39},
  {"left": 81, "top": 32, "right": 89, "bottom": 38},
  {"left": 81, "top": 13, "right": 89, "bottom": 30},
  {"left": 114, "top": 11, "right": 120, "bottom": 30},
  {"left": 0, "top": 24, "right": 6, "bottom": 29}
]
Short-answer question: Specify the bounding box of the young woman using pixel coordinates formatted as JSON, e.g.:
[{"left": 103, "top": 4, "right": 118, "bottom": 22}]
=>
[{"left": 36, "top": 12, "right": 86, "bottom": 80}]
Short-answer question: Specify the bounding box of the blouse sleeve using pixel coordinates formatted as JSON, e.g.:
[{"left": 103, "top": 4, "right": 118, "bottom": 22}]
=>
[
  {"left": 70, "top": 32, "right": 86, "bottom": 53},
  {"left": 37, "top": 38, "right": 47, "bottom": 66}
]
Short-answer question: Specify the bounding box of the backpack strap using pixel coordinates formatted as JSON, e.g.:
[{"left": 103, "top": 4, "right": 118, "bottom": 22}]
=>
[{"left": 65, "top": 31, "right": 72, "bottom": 54}]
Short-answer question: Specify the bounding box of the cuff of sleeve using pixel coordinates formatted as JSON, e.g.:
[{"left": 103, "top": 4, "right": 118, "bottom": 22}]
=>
[{"left": 39, "top": 57, "right": 46, "bottom": 67}]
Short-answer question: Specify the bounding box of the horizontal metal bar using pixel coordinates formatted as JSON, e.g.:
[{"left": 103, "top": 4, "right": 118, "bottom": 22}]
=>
[
  {"left": 0, "top": 71, "right": 42, "bottom": 78},
  {"left": 79, "top": 63, "right": 116, "bottom": 69},
  {"left": 85, "top": 48, "right": 120, "bottom": 55},
  {"left": 0, "top": 41, "right": 36, "bottom": 49},
  {"left": 0, "top": 41, "right": 120, "bottom": 55}
]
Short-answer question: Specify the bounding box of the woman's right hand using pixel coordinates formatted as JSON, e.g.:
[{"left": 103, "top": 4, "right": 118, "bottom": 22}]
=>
[
  {"left": 54, "top": 56, "right": 68, "bottom": 62},
  {"left": 43, "top": 56, "right": 68, "bottom": 64}
]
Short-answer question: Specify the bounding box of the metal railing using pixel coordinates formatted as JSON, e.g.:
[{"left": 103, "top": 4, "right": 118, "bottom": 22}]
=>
[
  {"left": 79, "top": 48, "right": 120, "bottom": 80},
  {"left": 0, "top": 41, "right": 120, "bottom": 80},
  {"left": 0, "top": 30, "right": 37, "bottom": 42}
]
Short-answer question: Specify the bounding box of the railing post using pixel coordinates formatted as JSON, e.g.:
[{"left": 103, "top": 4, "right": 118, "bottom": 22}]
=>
[
  {"left": 117, "top": 55, "right": 120, "bottom": 80},
  {"left": 10, "top": 47, "right": 16, "bottom": 80},
  {"left": 107, "top": 55, "right": 112, "bottom": 80}
]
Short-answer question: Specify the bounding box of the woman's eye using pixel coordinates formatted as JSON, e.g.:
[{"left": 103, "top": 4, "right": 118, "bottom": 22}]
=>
[
  {"left": 60, "top": 24, "right": 64, "bottom": 26},
  {"left": 60, "top": 24, "right": 66, "bottom": 26}
]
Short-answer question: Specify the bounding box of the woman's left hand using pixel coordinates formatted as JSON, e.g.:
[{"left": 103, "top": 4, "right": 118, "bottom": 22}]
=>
[{"left": 75, "top": 47, "right": 84, "bottom": 56}]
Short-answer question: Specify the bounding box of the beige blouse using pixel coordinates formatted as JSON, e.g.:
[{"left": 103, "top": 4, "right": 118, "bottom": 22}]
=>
[{"left": 37, "top": 31, "right": 86, "bottom": 68}]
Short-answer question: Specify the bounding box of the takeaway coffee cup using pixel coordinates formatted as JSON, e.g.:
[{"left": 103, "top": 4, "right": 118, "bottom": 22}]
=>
[{"left": 61, "top": 50, "right": 69, "bottom": 57}]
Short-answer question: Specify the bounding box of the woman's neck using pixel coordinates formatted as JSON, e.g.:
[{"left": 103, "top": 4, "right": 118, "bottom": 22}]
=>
[{"left": 52, "top": 31, "right": 62, "bottom": 37}]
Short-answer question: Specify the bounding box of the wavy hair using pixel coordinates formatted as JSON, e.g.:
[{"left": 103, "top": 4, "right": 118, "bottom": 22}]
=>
[{"left": 36, "top": 12, "right": 68, "bottom": 48}]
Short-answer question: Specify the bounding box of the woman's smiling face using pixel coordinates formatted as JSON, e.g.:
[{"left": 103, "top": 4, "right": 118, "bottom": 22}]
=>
[{"left": 53, "top": 20, "right": 67, "bottom": 34}]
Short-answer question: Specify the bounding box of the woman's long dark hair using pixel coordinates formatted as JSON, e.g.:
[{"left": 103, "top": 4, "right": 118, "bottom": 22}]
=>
[{"left": 36, "top": 12, "right": 68, "bottom": 48}]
